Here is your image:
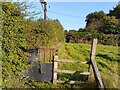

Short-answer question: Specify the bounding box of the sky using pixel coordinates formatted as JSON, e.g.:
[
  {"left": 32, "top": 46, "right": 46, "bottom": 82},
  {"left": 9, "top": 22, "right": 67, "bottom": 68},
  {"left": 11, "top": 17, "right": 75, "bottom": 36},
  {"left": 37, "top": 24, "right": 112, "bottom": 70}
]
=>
[{"left": 26, "top": 1, "right": 118, "bottom": 30}]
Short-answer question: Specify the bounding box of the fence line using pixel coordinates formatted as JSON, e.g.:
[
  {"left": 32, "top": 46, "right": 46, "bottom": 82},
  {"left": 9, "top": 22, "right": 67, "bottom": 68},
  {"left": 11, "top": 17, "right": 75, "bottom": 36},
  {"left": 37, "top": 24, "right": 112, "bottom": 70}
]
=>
[
  {"left": 52, "top": 39, "right": 104, "bottom": 89},
  {"left": 52, "top": 55, "right": 90, "bottom": 84}
]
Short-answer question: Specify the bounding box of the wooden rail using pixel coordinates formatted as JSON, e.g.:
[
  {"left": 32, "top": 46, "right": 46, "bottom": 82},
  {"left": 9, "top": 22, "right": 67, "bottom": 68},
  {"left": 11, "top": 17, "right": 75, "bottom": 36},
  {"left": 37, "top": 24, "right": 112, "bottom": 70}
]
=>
[
  {"left": 54, "top": 69, "right": 90, "bottom": 75},
  {"left": 54, "top": 80, "right": 87, "bottom": 84},
  {"left": 56, "top": 59, "right": 88, "bottom": 64}
]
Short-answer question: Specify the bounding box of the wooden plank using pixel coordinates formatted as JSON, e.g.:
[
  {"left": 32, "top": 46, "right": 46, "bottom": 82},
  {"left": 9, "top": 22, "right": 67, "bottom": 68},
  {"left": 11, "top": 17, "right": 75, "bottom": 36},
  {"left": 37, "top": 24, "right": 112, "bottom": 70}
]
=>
[
  {"left": 57, "top": 59, "right": 88, "bottom": 64},
  {"left": 55, "top": 69, "right": 76, "bottom": 74},
  {"left": 80, "top": 72, "right": 90, "bottom": 75},
  {"left": 90, "top": 39, "right": 104, "bottom": 88},
  {"left": 57, "top": 59, "right": 76, "bottom": 62},
  {"left": 54, "top": 69, "right": 90, "bottom": 75},
  {"left": 50, "top": 49, "right": 52, "bottom": 63},
  {"left": 54, "top": 80, "right": 87, "bottom": 84},
  {"left": 40, "top": 48, "right": 54, "bottom": 50},
  {"left": 44, "top": 48, "right": 46, "bottom": 63}
]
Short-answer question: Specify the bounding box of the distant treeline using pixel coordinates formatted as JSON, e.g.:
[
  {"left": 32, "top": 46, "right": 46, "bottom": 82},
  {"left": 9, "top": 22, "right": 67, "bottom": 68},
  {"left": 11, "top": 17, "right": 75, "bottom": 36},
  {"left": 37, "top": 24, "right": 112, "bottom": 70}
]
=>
[{"left": 65, "top": 3, "right": 120, "bottom": 46}]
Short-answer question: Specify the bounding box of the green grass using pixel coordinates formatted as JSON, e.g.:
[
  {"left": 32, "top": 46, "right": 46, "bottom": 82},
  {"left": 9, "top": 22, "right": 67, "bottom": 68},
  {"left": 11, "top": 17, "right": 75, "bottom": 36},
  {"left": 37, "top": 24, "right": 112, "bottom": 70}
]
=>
[
  {"left": 57, "top": 43, "right": 119, "bottom": 88},
  {"left": 6, "top": 43, "right": 119, "bottom": 88}
]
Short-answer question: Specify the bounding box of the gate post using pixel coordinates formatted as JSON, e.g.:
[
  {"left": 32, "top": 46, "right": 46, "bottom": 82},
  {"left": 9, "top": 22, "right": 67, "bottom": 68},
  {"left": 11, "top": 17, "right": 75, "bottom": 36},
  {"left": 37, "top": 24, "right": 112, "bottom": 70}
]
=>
[{"left": 53, "top": 55, "right": 58, "bottom": 84}]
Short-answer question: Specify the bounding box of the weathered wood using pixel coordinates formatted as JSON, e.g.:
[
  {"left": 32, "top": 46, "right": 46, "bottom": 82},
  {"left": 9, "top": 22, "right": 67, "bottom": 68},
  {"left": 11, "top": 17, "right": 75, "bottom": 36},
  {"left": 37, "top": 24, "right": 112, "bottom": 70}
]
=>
[
  {"left": 52, "top": 49, "right": 54, "bottom": 62},
  {"left": 57, "top": 59, "right": 76, "bottom": 62},
  {"left": 79, "top": 72, "right": 90, "bottom": 75},
  {"left": 50, "top": 49, "right": 52, "bottom": 63},
  {"left": 40, "top": 48, "right": 54, "bottom": 50},
  {"left": 54, "top": 80, "right": 86, "bottom": 84},
  {"left": 44, "top": 48, "right": 46, "bottom": 63},
  {"left": 90, "top": 39, "right": 104, "bottom": 89},
  {"left": 38, "top": 49, "right": 40, "bottom": 61},
  {"left": 55, "top": 69, "right": 76, "bottom": 74},
  {"left": 54, "top": 69, "right": 90, "bottom": 75},
  {"left": 57, "top": 59, "right": 88, "bottom": 64},
  {"left": 53, "top": 55, "right": 58, "bottom": 84}
]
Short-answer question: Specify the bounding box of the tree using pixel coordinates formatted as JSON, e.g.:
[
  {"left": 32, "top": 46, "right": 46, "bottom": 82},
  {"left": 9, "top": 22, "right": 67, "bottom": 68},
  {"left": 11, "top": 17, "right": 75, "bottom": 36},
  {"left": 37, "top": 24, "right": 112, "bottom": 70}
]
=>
[
  {"left": 108, "top": 4, "right": 120, "bottom": 19},
  {"left": 101, "top": 16, "right": 119, "bottom": 34},
  {"left": 85, "top": 11, "right": 106, "bottom": 33}
]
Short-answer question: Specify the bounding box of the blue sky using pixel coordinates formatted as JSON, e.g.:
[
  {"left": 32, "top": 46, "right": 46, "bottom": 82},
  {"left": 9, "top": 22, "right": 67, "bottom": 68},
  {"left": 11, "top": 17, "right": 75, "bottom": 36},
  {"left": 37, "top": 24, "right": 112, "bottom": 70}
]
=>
[{"left": 28, "top": 2, "right": 118, "bottom": 30}]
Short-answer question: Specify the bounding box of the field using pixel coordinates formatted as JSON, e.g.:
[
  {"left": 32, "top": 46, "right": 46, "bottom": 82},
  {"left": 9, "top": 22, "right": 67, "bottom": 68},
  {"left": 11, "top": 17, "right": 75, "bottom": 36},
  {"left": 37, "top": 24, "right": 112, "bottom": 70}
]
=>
[
  {"left": 27, "top": 43, "right": 119, "bottom": 88},
  {"left": 57, "top": 43, "right": 119, "bottom": 88}
]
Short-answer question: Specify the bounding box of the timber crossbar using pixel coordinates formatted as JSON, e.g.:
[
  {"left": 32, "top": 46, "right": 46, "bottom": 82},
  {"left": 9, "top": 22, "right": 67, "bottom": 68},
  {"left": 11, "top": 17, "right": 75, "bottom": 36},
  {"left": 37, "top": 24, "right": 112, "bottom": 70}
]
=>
[
  {"left": 54, "top": 69, "right": 90, "bottom": 75},
  {"left": 54, "top": 80, "right": 87, "bottom": 84},
  {"left": 56, "top": 59, "right": 89, "bottom": 64}
]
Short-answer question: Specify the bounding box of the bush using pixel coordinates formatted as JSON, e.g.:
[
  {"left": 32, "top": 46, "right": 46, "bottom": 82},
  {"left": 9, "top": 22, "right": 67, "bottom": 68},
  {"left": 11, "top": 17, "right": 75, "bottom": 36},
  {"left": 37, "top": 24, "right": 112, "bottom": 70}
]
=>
[{"left": 26, "top": 19, "right": 64, "bottom": 49}]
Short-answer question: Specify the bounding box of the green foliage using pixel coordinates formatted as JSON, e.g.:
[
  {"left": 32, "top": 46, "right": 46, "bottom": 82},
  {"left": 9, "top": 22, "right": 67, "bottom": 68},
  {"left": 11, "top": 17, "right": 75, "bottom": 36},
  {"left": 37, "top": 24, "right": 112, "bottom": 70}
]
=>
[
  {"left": 2, "top": 2, "right": 65, "bottom": 88},
  {"left": 2, "top": 2, "right": 29, "bottom": 88},
  {"left": 57, "top": 43, "right": 119, "bottom": 88},
  {"left": 65, "top": 30, "right": 119, "bottom": 46},
  {"left": 26, "top": 19, "right": 64, "bottom": 49},
  {"left": 101, "top": 16, "right": 119, "bottom": 34},
  {"left": 109, "top": 4, "right": 120, "bottom": 19},
  {"left": 86, "top": 11, "right": 106, "bottom": 22},
  {"left": 85, "top": 5, "right": 120, "bottom": 34}
]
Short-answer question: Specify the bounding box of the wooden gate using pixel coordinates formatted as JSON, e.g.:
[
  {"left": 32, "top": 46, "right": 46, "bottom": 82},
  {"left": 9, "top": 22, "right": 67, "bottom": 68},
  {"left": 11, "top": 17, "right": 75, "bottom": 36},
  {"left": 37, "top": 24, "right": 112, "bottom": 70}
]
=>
[{"left": 38, "top": 48, "right": 54, "bottom": 63}]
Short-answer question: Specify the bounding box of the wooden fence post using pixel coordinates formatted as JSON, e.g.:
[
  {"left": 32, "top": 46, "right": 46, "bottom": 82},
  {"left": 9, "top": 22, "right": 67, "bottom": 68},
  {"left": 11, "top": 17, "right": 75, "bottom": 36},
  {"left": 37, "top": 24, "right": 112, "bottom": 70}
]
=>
[
  {"left": 53, "top": 55, "right": 58, "bottom": 84},
  {"left": 38, "top": 49, "right": 40, "bottom": 61},
  {"left": 88, "top": 39, "right": 97, "bottom": 78},
  {"left": 44, "top": 48, "right": 46, "bottom": 63},
  {"left": 90, "top": 39, "right": 104, "bottom": 89}
]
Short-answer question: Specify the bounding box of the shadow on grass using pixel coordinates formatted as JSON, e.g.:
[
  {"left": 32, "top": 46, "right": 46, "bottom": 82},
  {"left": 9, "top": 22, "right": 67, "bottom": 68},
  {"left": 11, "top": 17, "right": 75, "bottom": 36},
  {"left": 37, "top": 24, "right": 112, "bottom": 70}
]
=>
[
  {"left": 58, "top": 73, "right": 88, "bottom": 81},
  {"left": 96, "top": 54, "right": 120, "bottom": 63}
]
